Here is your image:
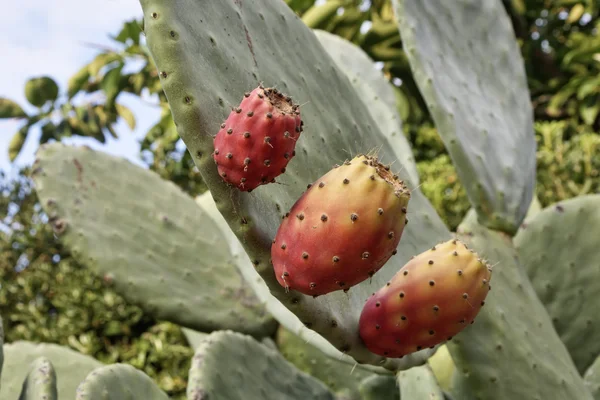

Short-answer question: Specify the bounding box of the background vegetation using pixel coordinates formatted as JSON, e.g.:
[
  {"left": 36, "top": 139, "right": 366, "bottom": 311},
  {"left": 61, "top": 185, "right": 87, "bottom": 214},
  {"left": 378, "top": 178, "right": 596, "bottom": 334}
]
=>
[{"left": 1, "top": 0, "right": 598, "bottom": 397}]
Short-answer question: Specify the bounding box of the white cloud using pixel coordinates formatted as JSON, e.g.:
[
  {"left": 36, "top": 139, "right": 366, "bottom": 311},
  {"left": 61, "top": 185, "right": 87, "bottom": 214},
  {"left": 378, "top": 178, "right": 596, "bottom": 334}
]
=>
[{"left": 0, "top": 0, "right": 159, "bottom": 172}]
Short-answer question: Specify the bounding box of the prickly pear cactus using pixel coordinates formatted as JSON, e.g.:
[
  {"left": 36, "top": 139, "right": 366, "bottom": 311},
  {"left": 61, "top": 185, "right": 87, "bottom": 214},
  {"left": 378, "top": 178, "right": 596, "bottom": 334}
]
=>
[
  {"left": 76, "top": 364, "right": 169, "bottom": 400},
  {"left": 393, "top": 0, "right": 536, "bottom": 234},
  {"left": 31, "top": 143, "right": 276, "bottom": 337},
  {"left": 445, "top": 211, "right": 592, "bottom": 399},
  {"left": 187, "top": 330, "right": 336, "bottom": 400},
  {"left": 18, "top": 357, "right": 58, "bottom": 400},
  {"left": 140, "top": 0, "right": 450, "bottom": 368},
  {"left": 0, "top": 341, "right": 102, "bottom": 399},
  {"left": 515, "top": 194, "right": 600, "bottom": 373},
  {"left": 398, "top": 365, "right": 444, "bottom": 400}
]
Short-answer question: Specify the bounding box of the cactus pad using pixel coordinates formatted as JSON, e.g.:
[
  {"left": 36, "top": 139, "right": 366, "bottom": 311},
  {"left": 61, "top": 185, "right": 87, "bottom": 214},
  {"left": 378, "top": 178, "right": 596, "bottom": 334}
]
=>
[
  {"left": 76, "top": 364, "right": 169, "bottom": 400},
  {"left": 584, "top": 355, "right": 600, "bottom": 399},
  {"left": 393, "top": 0, "right": 536, "bottom": 233},
  {"left": 445, "top": 211, "right": 591, "bottom": 399},
  {"left": 276, "top": 326, "right": 394, "bottom": 400},
  {"left": 18, "top": 357, "right": 58, "bottom": 400},
  {"left": 313, "top": 29, "right": 419, "bottom": 186},
  {"left": 0, "top": 341, "right": 102, "bottom": 399},
  {"left": 31, "top": 143, "right": 276, "bottom": 337},
  {"left": 515, "top": 194, "right": 600, "bottom": 373},
  {"left": 187, "top": 330, "right": 335, "bottom": 399},
  {"left": 139, "top": 0, "right": 450, "bottom": 368},
  {"left": 398, "top": 365, "right": 444, "bottom": 400}
]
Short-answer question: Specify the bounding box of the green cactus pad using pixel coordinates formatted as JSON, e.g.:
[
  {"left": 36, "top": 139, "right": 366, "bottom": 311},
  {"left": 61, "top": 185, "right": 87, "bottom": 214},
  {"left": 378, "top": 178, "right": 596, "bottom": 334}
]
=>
[
  {"left": 514, "top": 194, "right": 600, "bottom": 373},
  {"left": 18, "top": 357, "right": 58, "bottom": 400},
  {"left": 313, "top": 29, "right": 419, "bottom": 186},
  {"left": 393, "top": 0, "right": 536, "bottom": 234},
  {"left": 140, "top": 0, "right": 450, "bottom": 369},
  {"left": 75, "top": 364, "right": 169, "bottom": 400},
  {"left": 0, "top": 341, "right": 102, "bottom": 400},
  {"left": 187, "top": 330, "right": 335, "bottom": 399},
  {"left": 31, "top": 143, "right": 276, "bottom": 337},
  {"left": 398, "top": 365, "right": 444, "bottom": 400},
  {"left": 276, "top": 326, "right": 395, "bottom": 400},
  {"left": 445, "top": 211, "right": 591, "bottom": 399},
  {"left": 181, "top": 328, "right": 208, "bottom": 351},
  {"left": 584, "top": 355, "right": 600, "bottom": 399},
  {"left": 358, "top": 375, "right": 400, "bottom": 400},
  {"left": 195, "top": 192, "right": 390, "bottom": 375}
]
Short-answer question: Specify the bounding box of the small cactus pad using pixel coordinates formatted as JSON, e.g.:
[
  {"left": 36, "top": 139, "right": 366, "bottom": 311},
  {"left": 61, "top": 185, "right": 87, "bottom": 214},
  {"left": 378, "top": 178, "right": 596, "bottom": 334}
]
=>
[
  {"left": 276, "top": 326, "right": 395, "bottom": 400},
  {"left": 313, "top": 29, "right": 419, "bottom": 186},
  {"left": 75, "top": 364, "right": 169, "bottom": 400},
  {"left": 0, "top": 341, "right": 102, "bottom": 399},
  {"left": 358, "top": 375, "right": 400, "bottom": 400},
  {"left": 139, "top": 0, "right": 450, "bottom": 368},
  {"left": 398, "top": 365, "right": 444, "bottom": 400},
  {"left": 213, "top": 85, "right": 302, "bottom": 191},
  {"left": 272, "top": 154, "right": 411, "bottom": 296},
  {"left": 584, "top": 355, "right": 600, "bottom": 399},
  {"left": 393, "top": 0, "right": 536, "bottom": 234},
  {"left": 515, "top": 194, "right": 600, "bottom": 373},
  {"left": 445, "top": 211, "right": 591, "bottom": 400},
  {"left": 359, "top": 239, "right": 492, "bottom": 358},
  {"left": 18, "top": 357, "right": 58, "bottom": 400},
  {"left": 187, "top": 330, "right": 335, "bottom": 400},
  {"left": 31, "top": 143, "right": 276, "bottom": 337}
]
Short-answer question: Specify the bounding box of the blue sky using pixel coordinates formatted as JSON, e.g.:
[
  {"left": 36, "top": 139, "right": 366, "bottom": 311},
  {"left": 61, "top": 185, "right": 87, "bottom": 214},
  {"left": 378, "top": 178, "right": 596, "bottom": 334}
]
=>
[{"left": 0, "top": 0, "right": 160, "bottom": 175}]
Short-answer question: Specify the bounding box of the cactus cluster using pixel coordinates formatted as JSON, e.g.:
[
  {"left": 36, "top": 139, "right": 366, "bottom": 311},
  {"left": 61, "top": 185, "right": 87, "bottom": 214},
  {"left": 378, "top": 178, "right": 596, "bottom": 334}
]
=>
[{"left": 3, "top": 0, "right": 599, "bottom": 398}]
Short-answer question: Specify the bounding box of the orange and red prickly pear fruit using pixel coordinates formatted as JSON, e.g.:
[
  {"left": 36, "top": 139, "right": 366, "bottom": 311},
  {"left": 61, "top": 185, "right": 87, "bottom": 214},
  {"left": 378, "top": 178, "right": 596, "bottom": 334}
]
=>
[
  {"left": 271, "top": 154, "right": 411, "bottom": 296},
  {"left": 212, "top": 85, "right": 302, "bottom": 192},
  {"left": 358, "top": 239, "right": 492, "bottom": 358}
]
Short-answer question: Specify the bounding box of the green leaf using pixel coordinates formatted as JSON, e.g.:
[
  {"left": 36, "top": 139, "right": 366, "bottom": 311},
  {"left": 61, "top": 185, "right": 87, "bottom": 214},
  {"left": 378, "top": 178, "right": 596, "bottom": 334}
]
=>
[
  {"left": 68, "top": 65, "right": 91, "bottom": 98},
  {"left": 115, "top": 104, "right": 136, "bottom": 130},
  {"left": 88, "top": 53, "right": 122, "bottom": 78},
  {"left": 101, "top": 63, "right": 125, "bottom": 108},
  {"left": 8, "top": 125, "right": 29, "bottom": 162},
  {"left": 0, "top": 98, "right": 27, "bottom": 119},
  {"left": 579, "top": 94, "right": 600, "bottom": 125},
  {"left": 112, "top": 19, "right": 143, "bottom": 45}
]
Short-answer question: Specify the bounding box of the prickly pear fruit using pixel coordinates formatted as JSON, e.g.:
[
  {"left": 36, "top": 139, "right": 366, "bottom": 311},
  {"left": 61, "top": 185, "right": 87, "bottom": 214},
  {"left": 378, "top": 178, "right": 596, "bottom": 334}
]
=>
[
  {"left": 358, "top": 239, "right": 492, "bottom": 358},
  {"left": 271, "top": 154, "right": 410, "bottom": 296},
  {"left": 212, "top": 85, "right": 302, "bottom": 192}
]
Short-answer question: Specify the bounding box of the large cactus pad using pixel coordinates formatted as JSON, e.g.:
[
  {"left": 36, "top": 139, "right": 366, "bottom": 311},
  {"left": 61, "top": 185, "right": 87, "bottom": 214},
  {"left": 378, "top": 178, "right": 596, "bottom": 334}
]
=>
[
  {"left": 31, "top": 143, "right": 276, "bottom": 337},
  {"left": 515, "top": 194, "right": 600, "bottom": 373},
  {"left": 187, "top": 330, "right": 335, "bottom": 399},
  {"left": 140, "top": 0, "right": 450, "bottom": 368},
  {"left": 446, "top": 211, "right": 591, "bottom": 399},
  {"left": 393, "top": 0, "right": 536, "bottom": 234}
]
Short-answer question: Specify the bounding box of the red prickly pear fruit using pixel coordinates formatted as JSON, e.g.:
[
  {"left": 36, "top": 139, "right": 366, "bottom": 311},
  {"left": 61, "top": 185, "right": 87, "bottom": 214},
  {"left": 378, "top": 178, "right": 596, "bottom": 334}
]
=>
[
  {"left": 212, "top": 85, "right": 302, "bottom": 192},
  {"left": 271, "top": 154, "right": 411, "bottom": 296},
  {"left": 358, "top": 239, "right": 493, "bottom": 358}
]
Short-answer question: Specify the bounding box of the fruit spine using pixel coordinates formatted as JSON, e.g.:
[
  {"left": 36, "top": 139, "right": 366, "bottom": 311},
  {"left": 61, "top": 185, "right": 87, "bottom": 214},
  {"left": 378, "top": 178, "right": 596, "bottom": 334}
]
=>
[
  {"left": 212, "top": 85, "right": 302, "bottom": 192},
  {"left": 358, "top": 239, "right": 492, "bottom": 357},
  {"left": 271, "top": 154, "right": 410, "bottom": 296}
]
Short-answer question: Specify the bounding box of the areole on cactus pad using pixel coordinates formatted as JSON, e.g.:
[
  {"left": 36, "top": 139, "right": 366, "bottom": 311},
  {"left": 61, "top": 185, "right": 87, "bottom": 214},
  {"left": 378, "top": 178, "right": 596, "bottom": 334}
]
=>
[
  {"left": 359, "top": 239, "right": 492, "bottom": 358},
  {"left": 271, "top": 154, "right": 410, "bottom": 296},
  {"left": 212, "top": 85, "right": 303, "bottom": 192}
]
